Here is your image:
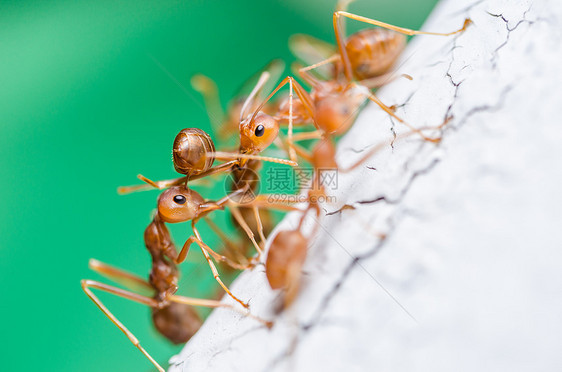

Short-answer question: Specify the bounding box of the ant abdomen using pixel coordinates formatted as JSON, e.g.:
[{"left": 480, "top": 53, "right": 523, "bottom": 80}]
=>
[
  {"left": 311, "top": 138, "right": 338, "bottom": 169},
  {"left": 345, "top": 28, "right": 406, "bottom": 80},
  {"left": 173, "top": 128, "right": 216, "bottom": 176},
  {"left": 152, "top": 302, "right": 202, "bottom": 344},
  {"left": 266, "top": 230, "right": 307, "bottom": 291}
]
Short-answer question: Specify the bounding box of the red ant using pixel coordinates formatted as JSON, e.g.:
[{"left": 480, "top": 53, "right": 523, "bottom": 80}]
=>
[
  {"left": 118, "top": 71, "right": 299, "bottom": 195},
  {"left": 277, "top": 1, "right": 470, "bottom": 145},
  {"left": 119, "top": 72, "right": 308, "bottom": 261},
  {"left": 82, "top": 186, "right": 271, "bottom": 372},
  {"left": 191, "top": 60, "right": 286, "bottom": 147},
  {"left": 260, "top": 125, "right": 442, "bottom": 307}
]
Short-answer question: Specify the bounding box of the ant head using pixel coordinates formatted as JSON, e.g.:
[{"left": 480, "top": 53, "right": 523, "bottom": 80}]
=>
[
  {"left": 239, "top": 112, "right": 279, "bottom": 153},
  {"left": 173, "top": 128, "right": 216, "bottom": 176},
  {"left": 157, "top": 186, "right": 205, "bottom": 223},
  {"left": 315, "top": 94, "right": 361, "bottom": 136}
]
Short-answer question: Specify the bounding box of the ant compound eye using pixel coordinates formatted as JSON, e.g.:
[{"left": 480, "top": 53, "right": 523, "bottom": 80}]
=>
[
  {"left": 173, "top": 195, "right": 186, "bottom": 205},
  {"left": 254, "top": 124, "right": 265, "bottom": 137}
]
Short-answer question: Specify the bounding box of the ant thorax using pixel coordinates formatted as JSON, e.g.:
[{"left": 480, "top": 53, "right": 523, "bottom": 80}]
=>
[
  {"left": 313, "top": 84, "right": 369, "bottom": 135},
  {"left": 276, "top": 95, "right": 313, "bottom": 124}
]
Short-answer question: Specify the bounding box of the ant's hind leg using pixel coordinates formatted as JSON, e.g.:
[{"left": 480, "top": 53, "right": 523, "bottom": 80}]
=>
[
  {"left": 361, "top": 87, "right": 441, "bottom": 143},
  {"left": 229, "top": 204, "right": 263, "bottom": 257},
  {"left": 88, "top": 259, "right": 152, "bottom": 293},
  {"left": 170, "top": 295, "right": 273, "bottom": 328},
  {"left": 335, "top": 11, "right": 471, "bottom": 38},
  {"left": 80, "top": 280, "right": 164, "bottom": 372},
  {"left": 252, "top": 205, "right": 267, "bottom": 248},
  {"left": 290, "top": 130, "right": 324, "bottom": 143},
  {"left": 359, "top": 72, "right": 413, "bottom": 89}
]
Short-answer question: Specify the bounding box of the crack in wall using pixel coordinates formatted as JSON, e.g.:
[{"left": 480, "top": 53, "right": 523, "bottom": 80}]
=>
[
  {"left": 326, "top": 159, "right": 440, "bottom": 215},
  {"left": 261, "top": 2, "right": 531, "bottom": 371},
  {"left": 171, "top": 1, "right": 545, "bottom": 371},
  {"left": 263, "top": 157, "right": 442, "bottom": 371},
  {"left": 489, "top": 6, "right": 533, "bottom": 68}
]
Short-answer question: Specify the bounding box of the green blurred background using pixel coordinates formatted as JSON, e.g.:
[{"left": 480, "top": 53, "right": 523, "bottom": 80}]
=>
[{"left": 0, "top": 0, "right": 437, "bottom": 370}]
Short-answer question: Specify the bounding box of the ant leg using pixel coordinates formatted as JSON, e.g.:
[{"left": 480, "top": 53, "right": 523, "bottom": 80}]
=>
[
  {"left": 117, "top": 174, "right": 186, "bottom": 194},
  {"left": 210, "top": 151, "right": 299, "bottom": 167},
  {"left": 239, "top": 71, "right": 271, "bottom": 122},
  {"left": 177, "top": 234, "right": 251, "bottom": 271},
  {"left": 284, "top": 77, "right": 318, "bottom": 160},
  {"left": 359, "top": 72, "right": 413, "bottom": 89},
  {"left": 252, "top": 76, "right": 318, "bottom": 158},
  {"left": 290, "top": 130, "right": 324, "bottom": 143},
  {"left": 191, "top": 74, "right": 226, "bottom": 135},
  {"left": 189, "top": 160, "right": 239, "bottom": 180},
  {"left": 335, "top": 0, "right": 356, "bottom": 37},
  {"left": 240, "top": 195, "right": 302, "bottom": 212},
  {"left": 203, "top": 217, "right": 249, "bottom": 266},
  {"left": 191, "top": 220, "right": 254, "bottom": 271},
  {"left": 229, "top": 203, "right": 263, "bottom": 257},
  {"left": 359, "top": 86, "right": 441, "bottom": 143},
  {"left": 339, "top": 137, "right": 393, "bottom": 173},
  {"left": 336, "top": 11, "right": 471, "bottom": 37},
  {"left": 252, "top": 205, "right": 267, "bottom": 247},
  {"left": 88, "top": 259, "right": 152, "bottom": 293},
  {"left": 118, "top": 160, "right": 239, "bottom": 195},
  {"left": 297, "top": 55, "right": 341, "bottom": 86},
  {"left": 333, "top": 11, "right": 471, "bottom": 81},
  {"left": 336, "top": 0, "right": 354, "bottom": 11},
  {"left": 287, "top": 76, "right": 297, "bottom": 162},
  {"left": 170, "top": 295, "right": 272, "bottom": 328},
  {"left": 192, "top": 236, "right": 250, "bottom": 309},
  {"left": 340, "top": 121, "right": 453, "bottom": 173},
  {"left": 210, "top": 143, "right": 300, "bottom": 167},
  {"left": 290, "top": 141, "right": 314, "bottom": 163},
  {"left": 81, "top": 280, "right": 164, "bottom": 372}
]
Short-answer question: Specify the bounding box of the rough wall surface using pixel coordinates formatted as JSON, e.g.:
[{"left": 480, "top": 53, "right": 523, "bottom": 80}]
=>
[{"left": 170, "top": 0, "right": 562, "bottom": 371}]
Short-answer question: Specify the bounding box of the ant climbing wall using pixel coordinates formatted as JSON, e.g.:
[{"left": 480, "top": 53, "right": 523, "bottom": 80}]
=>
[{"left": 169, "top": 0, "right": 562, "bottom": 371}]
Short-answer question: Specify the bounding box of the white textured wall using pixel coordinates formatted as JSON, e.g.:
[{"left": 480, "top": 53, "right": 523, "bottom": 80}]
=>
[{"left": 170, "top": 0, "right": 562, "bottom": 371}]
